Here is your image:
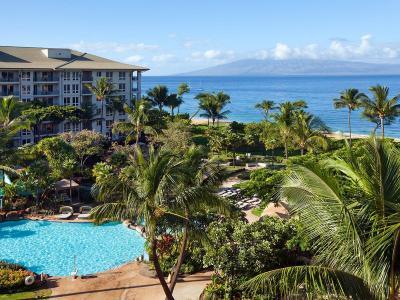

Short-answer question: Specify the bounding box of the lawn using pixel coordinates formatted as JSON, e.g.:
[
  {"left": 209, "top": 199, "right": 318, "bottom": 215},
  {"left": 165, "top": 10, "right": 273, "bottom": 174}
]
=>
[
  {"left": 0, "top": 289, "right": 51, "bottom": 300},
  {"left": 251, "top": 207, "right": 264, "bottom": 217}
]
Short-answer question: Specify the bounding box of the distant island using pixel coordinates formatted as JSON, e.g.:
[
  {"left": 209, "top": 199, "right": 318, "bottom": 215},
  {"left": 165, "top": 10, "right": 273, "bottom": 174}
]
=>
[{"left": 176, "top": 59, "right": 400, "bottom": 76}]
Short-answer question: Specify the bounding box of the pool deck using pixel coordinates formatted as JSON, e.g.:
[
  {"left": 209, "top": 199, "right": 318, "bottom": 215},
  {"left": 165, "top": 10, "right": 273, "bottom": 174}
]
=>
[{"left": 46, "top": 262, "right": 211, "bottom": 300}]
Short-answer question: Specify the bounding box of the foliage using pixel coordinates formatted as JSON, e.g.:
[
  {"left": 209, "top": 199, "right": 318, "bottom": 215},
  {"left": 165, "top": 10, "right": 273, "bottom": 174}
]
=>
[
  {"left": 203, "top": 217, "right": 298, "bottom": 298},
  {"left": 0, "top": 261, "right": 32, "bottom": 293},
  {"left": 156, "top": 120, "right": 192, "bottom": 153},
  {"left": 196, "top": 91, "right": 231, "bottom": 126}
]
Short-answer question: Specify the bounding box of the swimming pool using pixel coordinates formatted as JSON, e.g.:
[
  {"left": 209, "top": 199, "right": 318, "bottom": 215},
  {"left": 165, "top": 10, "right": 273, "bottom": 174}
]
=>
[{"left": 0, "top": 220, "right": 145, "bottom": 276}]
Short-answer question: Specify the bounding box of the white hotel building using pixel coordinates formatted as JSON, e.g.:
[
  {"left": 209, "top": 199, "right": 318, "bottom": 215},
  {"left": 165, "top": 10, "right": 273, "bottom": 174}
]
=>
[{"left": 0, "top": 46, "right": 148, "bottom": 146}]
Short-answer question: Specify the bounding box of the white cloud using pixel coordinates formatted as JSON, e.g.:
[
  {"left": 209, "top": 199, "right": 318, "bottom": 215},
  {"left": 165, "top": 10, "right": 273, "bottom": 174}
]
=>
[
  {"left": 253, "top": 35, "right": 399, "bottom": 61},
  {"left": 168, "top": 33, "right": 177, "bottom": 39},
  {"left": 152, "top": 54, "right": 175, "bottom": 62},
  {"left": 190, "top": 49, "right": 235, "bottom": 61},
  {"left": 70, "top": 41, "right": 159, "bottom": 53},
  {"left": 125, "top": 55, "right": 144, "bottom": 63}
]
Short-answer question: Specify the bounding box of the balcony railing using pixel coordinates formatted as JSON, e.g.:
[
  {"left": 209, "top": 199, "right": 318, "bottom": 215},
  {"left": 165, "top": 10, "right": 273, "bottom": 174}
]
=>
[
  {"left": 34, "top": 76, "right": 59, "bottom": 82},
  {"left": 0, "top": 91, "right": 19, "bottom": 96},
  {"left": 0, "top": 77, "right": 18, "bottom": 82},
  {"left": 82, "top": 75, "right": 93, "bottom": 82},
  {"left": 34, "top": 90, "right": 59, "bottom": 96}
]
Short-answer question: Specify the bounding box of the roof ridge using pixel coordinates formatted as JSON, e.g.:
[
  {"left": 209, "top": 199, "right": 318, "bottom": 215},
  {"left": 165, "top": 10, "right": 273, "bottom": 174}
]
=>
[{"left": 55, "top": 52, "right": 87, "bottom": 70}]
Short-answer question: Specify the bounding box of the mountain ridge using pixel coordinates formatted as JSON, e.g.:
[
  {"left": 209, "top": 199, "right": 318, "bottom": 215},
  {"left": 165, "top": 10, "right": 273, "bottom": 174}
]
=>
[{"left": 175, "top": 59, "right": 400, "bottom": 76}]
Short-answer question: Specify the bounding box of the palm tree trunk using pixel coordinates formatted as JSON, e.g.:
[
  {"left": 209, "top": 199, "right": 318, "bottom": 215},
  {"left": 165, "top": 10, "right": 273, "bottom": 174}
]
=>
[
  {"left": 348, "top": 109, "right": 352, "bottom": 147},
  {"left": 169, "top": 213, "right": 189, "bottom": 294},
  {"left": 284, "top": 141, "right": 288, "bottom": 159},
  {"left": 151, "top": 239, "right": 174, "bottom": 300},
  {"left": 381, "top": 117, "right": 385, "bottom": 139},
  {"left": 100, "top": 99, "right": 104, "bottom": 135},
  {"left": 69, "top": 178, "right": 72, "bottom": 200},
  {"left": 300, "top": 147, "right": 304, "bottom": 156}
]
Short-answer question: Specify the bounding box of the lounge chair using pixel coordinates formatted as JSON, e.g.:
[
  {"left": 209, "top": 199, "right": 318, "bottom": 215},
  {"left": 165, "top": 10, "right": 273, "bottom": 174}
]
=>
[
  {"left": 54, "top": 206, "right": 73, "bottom": 219},
  {"left": 78, "top": 206, "right": 92, "bottom": 219}
]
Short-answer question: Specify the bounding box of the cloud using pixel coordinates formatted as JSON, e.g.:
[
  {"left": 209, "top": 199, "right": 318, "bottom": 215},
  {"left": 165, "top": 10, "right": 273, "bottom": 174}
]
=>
[
  {"left": 168, "top": 33, "right": 177, "bottom": 39},
  {"left": 254, "top": 35, "right": 399, "bottom": 61},
  {"left": 125, "top": 55, "right": 144, "bottom": 63},
  {"left": 152, "top": 54, "right": 175, "bottom": 62},
  {"left": 70, "top": 41, "right": 159, "bottom": 53},
  {"left": 190, "top": 49, "right": 235, "bottom": 61}
]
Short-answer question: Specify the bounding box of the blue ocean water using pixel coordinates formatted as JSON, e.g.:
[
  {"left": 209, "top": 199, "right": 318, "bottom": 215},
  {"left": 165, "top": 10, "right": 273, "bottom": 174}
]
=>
[
  {"left": 0, "top": 220, "right": 145, "bottom": 276},
  {"left": 142, "top": 75, "right": 400, "bottom": 137}
]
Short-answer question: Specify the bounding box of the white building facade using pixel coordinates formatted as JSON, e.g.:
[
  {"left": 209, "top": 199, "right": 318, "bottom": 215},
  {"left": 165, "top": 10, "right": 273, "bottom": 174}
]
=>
[{"left": 0, "top": 46, "right": 148, "bottom": 145}]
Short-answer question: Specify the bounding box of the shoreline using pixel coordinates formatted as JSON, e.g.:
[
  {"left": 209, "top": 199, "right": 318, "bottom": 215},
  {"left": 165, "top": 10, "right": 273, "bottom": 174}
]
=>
[{"left": 190, "top": 118, "right": 400, "bottom": 140}]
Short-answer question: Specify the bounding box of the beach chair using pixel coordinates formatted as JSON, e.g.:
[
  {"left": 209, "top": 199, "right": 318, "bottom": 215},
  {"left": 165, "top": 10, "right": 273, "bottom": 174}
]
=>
[
  {"left": 77, "top": 206, "right": 92, "bottom": 219},
  {"left": 54, "top": 206, "right": 73, "bottom": 220}
]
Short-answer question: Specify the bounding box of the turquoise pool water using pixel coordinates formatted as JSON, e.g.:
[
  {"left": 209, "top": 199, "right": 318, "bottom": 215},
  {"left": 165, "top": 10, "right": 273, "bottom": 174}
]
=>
[{"left": 0, "top": 220, "right": 145, "bottom": 276}]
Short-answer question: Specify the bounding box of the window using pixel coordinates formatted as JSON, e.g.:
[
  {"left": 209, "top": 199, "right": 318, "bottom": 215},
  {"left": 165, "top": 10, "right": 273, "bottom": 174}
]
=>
[
  {"left": 106, "top": 107, "right": 113, "bottom": 116},
  {"left": 21, "top": 139, "right": 31, "bottom": 145},
  {"left": 119, "top": 72, "right": 125, "bottom": 80},
  {"left": 72, "top": 123, "right": 79, "bottom": 132},
  {"left": 106, "top": 120, "right": 113, "bottom": 129},
  {"left": 22, "top": 98, "right": 31, "bottom": 103},
  {"left": 64, "top": 84, "right": 70, "bottom": 93},
  {"left": 72, "top": 84, "right": 79, "bottom": 94},
  {"left": 63, "top": 97, "right": 71, "bottom": 106},
  {"left": 106, "top": 72, "right": 113, "bottom": 80},
  {"left": 119, "top": 118, "right": 125, "bottom": 122},
  {"left": 96, "top": 120, "right": 102, "bottom": 127},
  {"left": 96, "top": 71, "right": 102, "bottom": 77},
  {"left": 72, "top": 97, "right": 79, "bottom": 107},
  {"left": 21, "top": 72, "right": 30, "bottom": 81},
  {"left": 22, "top": 85, "right": 31, "bottom": 95},
  {"left": 64, "top": 122, "right": 71, "bottom": 132},
  {"left": 21, "top": 129, "right": 31, "bottom": 136},
  {"left": 118, "top": 110, "right": 125, "bottom": 116},
  {"left": 118, "top": 83, "right": 125, "bottom": 92},
  {"left": 96, "top": 108, "right": 101, "bottom": 115},
  {"left": 72, "top": 72, "right": 79, "bottom": 81},
  {"left": 64, "top": 72, "right": 71, "bottom": 81}
]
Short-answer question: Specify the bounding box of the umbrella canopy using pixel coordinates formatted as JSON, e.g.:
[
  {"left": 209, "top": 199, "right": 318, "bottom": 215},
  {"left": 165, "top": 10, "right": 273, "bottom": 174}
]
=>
[{"left": 54, "top": 179, "right": 79, "bottom": 191}]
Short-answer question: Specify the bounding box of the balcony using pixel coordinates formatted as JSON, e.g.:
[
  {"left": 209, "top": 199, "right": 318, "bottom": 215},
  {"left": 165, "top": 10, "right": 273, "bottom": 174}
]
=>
[
  {"left": 0, "top": 91, "right": 19, "bottom": 97},
  {"left": 34, "top": 74, "right": 59, "bottom": 82},
  {"left": 0, "top": 77, "right": 18, "bottom": 83},
  {"left": 81, "top": 87, "right": 92, "bottom": 95},
  {"left": 34, "top": 90, "right": 59, "bottom": 96},
  {"left": 82, "top": 72, "right": 93, "bottom": 82}
]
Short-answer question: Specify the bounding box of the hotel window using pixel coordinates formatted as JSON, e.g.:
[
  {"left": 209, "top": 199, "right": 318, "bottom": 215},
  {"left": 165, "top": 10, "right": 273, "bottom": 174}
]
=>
[
  {"left": 22, "top": 98, "right": 31, "bottom": 103},
  {"left": 63, "top": 97, "right": 71, "bottom": 106},
  {"left": 119, "top": 72, "right": 126, "bottom": 80},
  {"left": 21, "top": 139, "right": 31, "bottom": 145},
  {"left": 21, "top": 129, "right": 31, "bottom": 136},
  {"left": 96, "top": 120, "right": 102, "bottom": 127},
  {"left": 106, "top": 120, "right": 113, "bottom": 129},
  {"left": 119, "top": 119, "right": 125, "bottom": 122},
  {"left": 72, "top": 97, "right": 79, "bottom": 107},
  {"left": 106, "top": 107, "right": 113, "bottom": 116},
  {"left": 72, "top": 123, "right": 79, "bottom": 132},
  {"left": 106, "top": 72, "right": 113, "bottom": 80},
  {"left": 21, "top": 72, "right": 31, "bottom": 81},
  {"left": 64, "top": 122, "right": 71, "bottom": 132},
  {"left": 118, "top": 83, "right": 125, "bottom": 92},
  {"left": 72, "top": 84, "right": 79, "bottom": 94},
  {"left": 96, "top": 108, "right": 101, "bottom": 115},
  {"left": 72, "top": 72, "right": 79, "bottom": 81},
  {"left": 118, "top": 110, "right": 125, "bottom": 116},
  {"left": 96, "top": 71, "right": 102, "bottom": 77},
  {"left": 64, "top": 72, "right": 71, "bottom": 81},
  {"left": 64, "top": 84, "right": 71, "bottom": 93},
  {"left": 22, "top": 85, "right": 31, "bottom": 95}
]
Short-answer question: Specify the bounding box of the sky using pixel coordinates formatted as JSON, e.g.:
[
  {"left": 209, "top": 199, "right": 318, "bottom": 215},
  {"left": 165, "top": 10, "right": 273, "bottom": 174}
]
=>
[{"left": 2, "top": 0, "right": 400, "bottom": 75}]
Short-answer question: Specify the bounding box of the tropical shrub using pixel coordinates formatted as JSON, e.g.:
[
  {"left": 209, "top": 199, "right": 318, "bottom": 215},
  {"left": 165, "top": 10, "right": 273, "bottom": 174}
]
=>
[{"left": 0, "top": 261, "right": 32, "bottom": 293}]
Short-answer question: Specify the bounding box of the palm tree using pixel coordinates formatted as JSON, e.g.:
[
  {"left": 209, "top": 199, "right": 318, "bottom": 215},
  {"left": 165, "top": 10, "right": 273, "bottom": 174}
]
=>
[
  {"left": 272, "top": 101, "right": 307, "bottom": 159},
  {"left": 362, "top": 85, "right": 400, "bottom": 139},
  {"left": 176, "top": 83, "right": 190, "bottom": 114},
  {"left": 106, "top": 96, "right": 125, "bottom": 125},
  {"left": 196, "top": 92, "right": 231, "bottom": 126},
  {"left": 146, "top": 85, "right": 169, "bottom": 113},
  {"left": 292, "top": 111, "right": 328, "bottom": 155},
  {"left": 333, "top": 89, "right": 366, "bottom": 147},
  {"left": 90, "top": 146, "right": 187, "bottom": 300},
  {"left": 85, "top": 78, "right": 115, "bottom": 135},
  {"left": 112, "top": 99, "right": 150, "bottom": 144},
  {"left": 165, "top": 93, "right": 180, "bottom": 117},
  {"left": 255, "top": 100, "right": 275, "bottom": 120},
  {"left": 244, "top": 138, "right": 400, "bottom": 300}
]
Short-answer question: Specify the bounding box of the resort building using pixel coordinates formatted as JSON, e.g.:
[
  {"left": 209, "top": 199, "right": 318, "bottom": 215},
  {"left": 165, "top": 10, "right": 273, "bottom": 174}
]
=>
[{"left": 0, "top": 46, "right": 149, "bottom": 145}]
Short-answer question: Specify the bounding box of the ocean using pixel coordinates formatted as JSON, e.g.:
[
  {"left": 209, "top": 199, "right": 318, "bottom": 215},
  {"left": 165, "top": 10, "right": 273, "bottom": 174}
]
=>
[{"left": 142, "top": 75, "right": 400, "bottom": 137}]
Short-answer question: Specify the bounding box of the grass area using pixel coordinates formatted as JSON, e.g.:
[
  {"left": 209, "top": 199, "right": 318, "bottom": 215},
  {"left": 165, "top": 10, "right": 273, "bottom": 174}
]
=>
[
  {"left": 251, "top": 207, "right": 264, "bottom": 217},
  {"left": 0, "top": 289, "right": 51, "bottom": 300}
]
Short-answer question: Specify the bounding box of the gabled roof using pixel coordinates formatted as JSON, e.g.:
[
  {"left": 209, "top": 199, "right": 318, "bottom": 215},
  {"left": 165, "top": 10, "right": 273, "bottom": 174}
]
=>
[{"left": 0, "top": 46, "right": 149, "bottom": 71}]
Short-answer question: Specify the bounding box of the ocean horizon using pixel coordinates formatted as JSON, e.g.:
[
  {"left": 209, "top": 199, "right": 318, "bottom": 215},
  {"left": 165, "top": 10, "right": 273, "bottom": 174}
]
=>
[{"left": 142, "top": 75, "right": 400, "bottom": 138}]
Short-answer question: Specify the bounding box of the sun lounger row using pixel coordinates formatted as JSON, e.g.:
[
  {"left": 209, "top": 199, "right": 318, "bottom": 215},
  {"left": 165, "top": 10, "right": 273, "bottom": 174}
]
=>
[{"left": 53, "top": 205, "right": 93, "bottom": 220}]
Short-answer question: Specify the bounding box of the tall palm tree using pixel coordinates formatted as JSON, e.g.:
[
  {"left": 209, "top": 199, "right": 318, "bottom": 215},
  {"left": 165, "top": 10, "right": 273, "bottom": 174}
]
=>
[
  {"left": 362, "top": 85, "right": 400, "bottom": 139},
  {"left": 196, "top": 93, "right": 213, "bottom": 126},
  {"left": 165, "top": 93, "right": 180, "bottom": 117},
  {"left": 292, "top": 111, "right": 328, "bottom": 155},
  {"left": 272, "top": 100, "right": 307, "bottom": 159},
  {"left": 255, "top": 100, "right": 276, "bottom": 120},
  {"left": 244, "top": 138, "right": 400, "bottom": 300},
  {"left": 333, "top": 89, "right": 366, "bottom": 147},
  {"left": 112, "top": 99, "right": 150, "bottom": 144},
  {"left": 106, "top": 96, "right": 125, "bottom": 124},
  {"left": 176, "top": 83, "right": 190, "bottom": 114},
  {"left": 85, "top": 78, "right": 115, "bottom": 135}
]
